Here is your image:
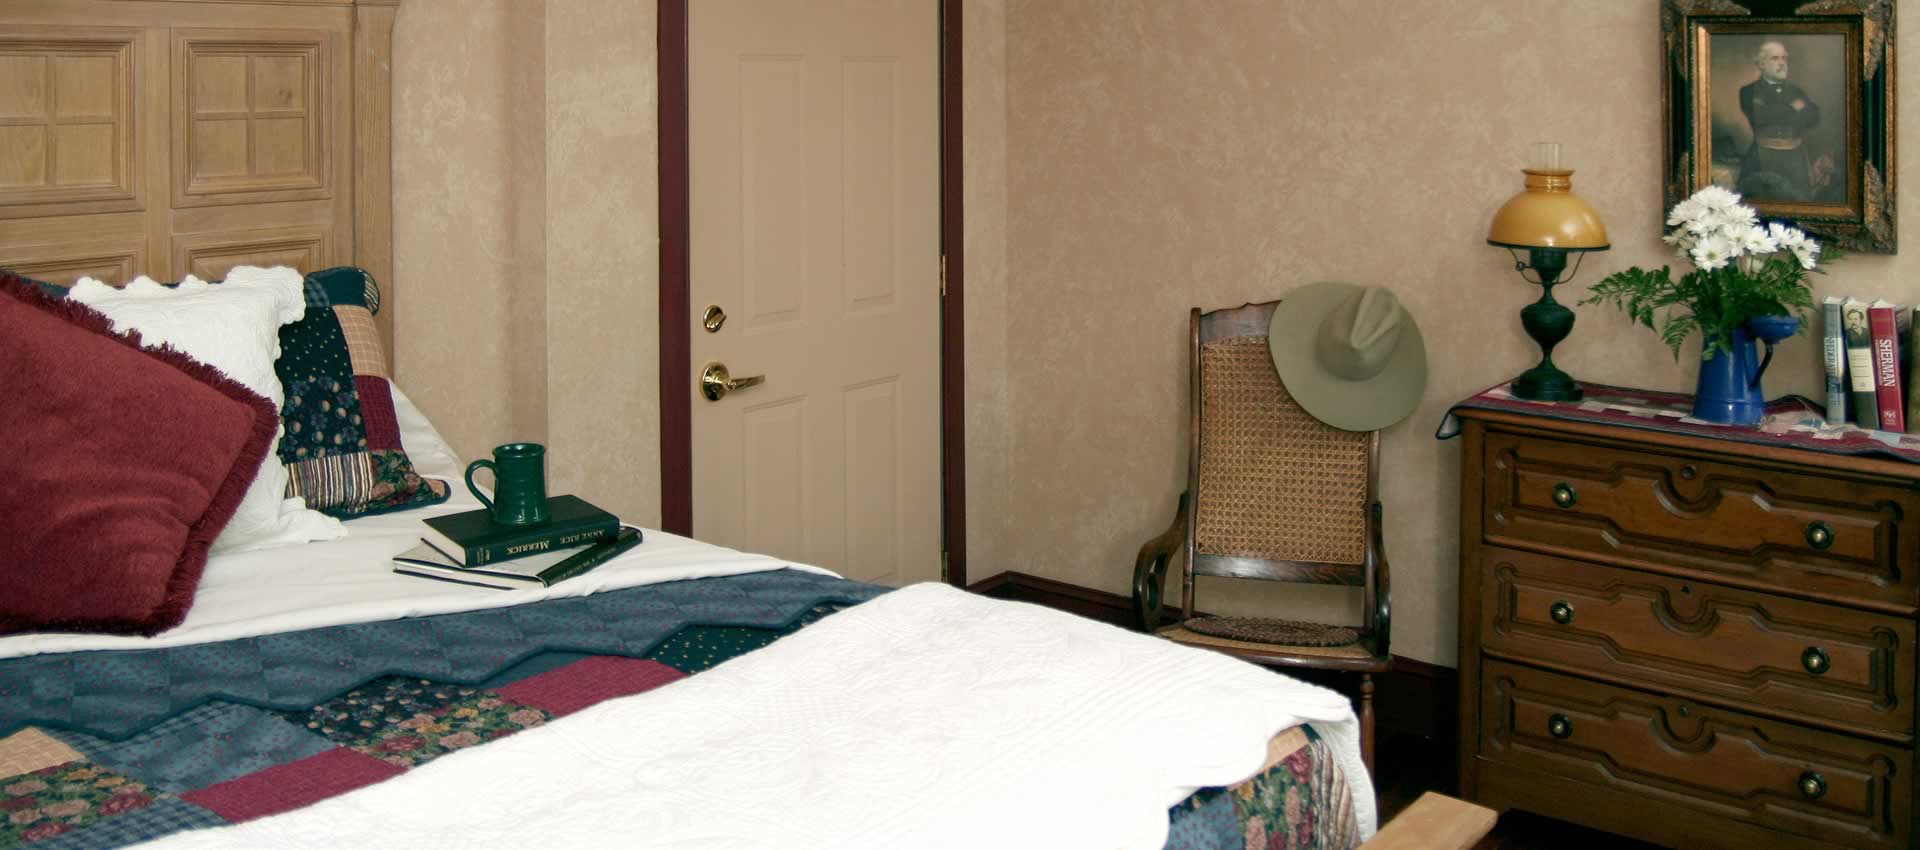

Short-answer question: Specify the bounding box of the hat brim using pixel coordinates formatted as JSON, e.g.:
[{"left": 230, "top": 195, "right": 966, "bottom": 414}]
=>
[{"left": 1268, "top": 282, "right": 1428, "bottom": 432}]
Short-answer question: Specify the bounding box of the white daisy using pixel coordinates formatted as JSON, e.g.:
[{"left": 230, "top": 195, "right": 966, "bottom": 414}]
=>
[
  {"left": 1732, "top": 224, "right": 1775, "bottom": 256},
  {"left": 1692, "top": 235, "right": 1733, "bottom": 271}
]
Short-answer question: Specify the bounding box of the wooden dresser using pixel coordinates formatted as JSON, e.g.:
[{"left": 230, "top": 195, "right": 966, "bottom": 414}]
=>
[{"left": 1453, "top": 406, "right": 1920, "bottom": 849}]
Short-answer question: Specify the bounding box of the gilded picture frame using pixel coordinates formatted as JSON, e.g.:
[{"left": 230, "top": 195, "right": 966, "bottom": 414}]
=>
[{"left": 1663, "top": 0, "right": 1897, "bottom": 253}]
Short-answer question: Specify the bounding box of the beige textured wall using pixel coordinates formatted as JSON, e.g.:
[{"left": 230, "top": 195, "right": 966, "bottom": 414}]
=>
[
  {"left": 965, "top": 0, "right": 1012, "bottom": 576},
  {"left": 394, "top": 0, "right": 660, "bottom": 523},
  {"left": 542, "top": 0, "right": 662, "bottom": 524},
  {"left": 1004, "top": 0, "right": 1920, "bottom": 666},
  {"left": 391, "top": 0, "right": 519, "bottom": 462}
]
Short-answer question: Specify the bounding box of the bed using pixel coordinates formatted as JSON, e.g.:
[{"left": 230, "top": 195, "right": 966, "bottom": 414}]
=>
[{"left": 0, "top": 1, "right": 1374, "bottom": 847}]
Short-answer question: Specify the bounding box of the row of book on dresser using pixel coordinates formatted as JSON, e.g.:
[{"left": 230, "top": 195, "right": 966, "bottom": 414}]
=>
[
  {"left": 392, "top": 495, "right": 641, "bottom": 589},
  {"left": 1824, "top": 297, "right": 1920, "bottom": 432}
]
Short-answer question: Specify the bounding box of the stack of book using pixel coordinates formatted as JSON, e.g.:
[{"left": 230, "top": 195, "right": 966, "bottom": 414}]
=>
[
  {"left": 1824, "top": 298, "right": 1920, "bottom": 433},
  {"left": 394, "top": 495, "right": 641, "bottom": 589}
]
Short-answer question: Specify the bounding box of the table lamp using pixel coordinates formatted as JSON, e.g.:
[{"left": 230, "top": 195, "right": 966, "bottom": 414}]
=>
[{"left": 1486, "top": 142, "right": 1610, "bottom": 402}]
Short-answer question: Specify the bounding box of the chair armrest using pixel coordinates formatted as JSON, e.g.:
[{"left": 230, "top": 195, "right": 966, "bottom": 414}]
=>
[
  {"left": 1131, "top": 491, "right": 1189, "bottom": 632},
  {"left": 1360, "top": 792, "right": 1496, "bottom": 850},
  {"left": 1368, "top": 500, "right": 1392, "bottom": 658}
]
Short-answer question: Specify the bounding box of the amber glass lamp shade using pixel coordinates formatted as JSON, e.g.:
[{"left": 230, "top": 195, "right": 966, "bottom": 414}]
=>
[{"left": 1486, "top": 165, "right": 1610, "bottom": 403}]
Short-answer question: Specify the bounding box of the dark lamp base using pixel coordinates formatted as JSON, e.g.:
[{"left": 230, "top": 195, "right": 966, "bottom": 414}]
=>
[{"left": 1513, "top": 364, "right": 1583, "bottom": 402}]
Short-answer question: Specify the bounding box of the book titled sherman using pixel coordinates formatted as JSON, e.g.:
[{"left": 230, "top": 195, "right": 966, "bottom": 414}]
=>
[
  {"left": 421, "top": 495, "right": 619, "bottom": 565},
  {"left": 1869, "top": 301, "right": 1907, "bottom": 432},
  {"left": 395, "top": 527, "right": 643, "bottom": 589}
]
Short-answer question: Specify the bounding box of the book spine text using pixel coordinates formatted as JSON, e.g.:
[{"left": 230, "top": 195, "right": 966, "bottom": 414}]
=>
[
  {"left": 1870, "top": 303, "right": 1906, "bottom": 432},
  {"left": 1822, "top": 298, "right": 1847, "bottom": 423},
  {"left": 467, "top": 521, "right": 619, "bottom": 565}
]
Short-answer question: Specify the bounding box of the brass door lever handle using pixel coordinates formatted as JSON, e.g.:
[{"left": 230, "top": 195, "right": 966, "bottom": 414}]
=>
[{"left": 701, "top": 362, "right": 765, "bottom": 401}]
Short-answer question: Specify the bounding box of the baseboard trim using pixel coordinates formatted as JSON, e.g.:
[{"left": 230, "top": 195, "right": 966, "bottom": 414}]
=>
[{"left": 966, "top": 570, "right": 1458, "bottom": 741}]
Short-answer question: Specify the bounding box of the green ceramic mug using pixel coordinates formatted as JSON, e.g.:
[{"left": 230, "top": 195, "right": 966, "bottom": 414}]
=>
[{"left": 466, "top": 443, "right": 549, "bottom": 525}]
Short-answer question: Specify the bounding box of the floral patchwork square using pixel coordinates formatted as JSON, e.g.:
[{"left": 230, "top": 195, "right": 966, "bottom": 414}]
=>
[
  {"left": 278, "top": 676, "right": 551, "bottom": 767},
  {"left": 1, "top": 761, "right": 165, "bottom": 845}
]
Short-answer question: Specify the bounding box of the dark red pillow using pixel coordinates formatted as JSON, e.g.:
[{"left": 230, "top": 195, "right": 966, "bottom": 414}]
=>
[{"left": 0, "top": 273, "right": 279, "bottom": 635}]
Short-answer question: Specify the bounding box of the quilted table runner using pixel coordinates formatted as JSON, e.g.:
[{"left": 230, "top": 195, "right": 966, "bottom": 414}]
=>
[{"left": 1438, "top": 380, "right": 1920, "bottom": 463}]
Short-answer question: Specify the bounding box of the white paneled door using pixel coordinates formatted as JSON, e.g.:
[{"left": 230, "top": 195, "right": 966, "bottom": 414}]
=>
[{"left": 689, "top": 0, "right": 941, "bottom": 585}]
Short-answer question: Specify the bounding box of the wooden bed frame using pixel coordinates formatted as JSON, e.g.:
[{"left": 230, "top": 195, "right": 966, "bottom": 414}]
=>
[{"left": 0, "top": 0, "right": 400, "bottom": 351}]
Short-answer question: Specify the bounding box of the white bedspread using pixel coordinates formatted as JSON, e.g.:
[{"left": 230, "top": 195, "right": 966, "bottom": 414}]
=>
[
  {"left": 0, "top": 481, "right": 832, "bottom": 660},
  {"left": 135, "top": 583, "right": 1375, "bottom": 850}
]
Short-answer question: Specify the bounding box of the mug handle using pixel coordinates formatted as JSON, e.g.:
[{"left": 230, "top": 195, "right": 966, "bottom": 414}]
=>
[{"left": 465, "top": 459, "right": 497, "bottom": 512}]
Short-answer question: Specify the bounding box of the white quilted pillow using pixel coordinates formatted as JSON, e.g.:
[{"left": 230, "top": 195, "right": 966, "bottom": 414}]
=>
[{"left": 68, "top": 266, "right": 344, "bottom": 553}]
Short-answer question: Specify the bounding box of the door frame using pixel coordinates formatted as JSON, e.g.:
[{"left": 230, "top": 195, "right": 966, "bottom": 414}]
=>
[{"left": 656, "top": 0, "right": 968, "bottom": 586}]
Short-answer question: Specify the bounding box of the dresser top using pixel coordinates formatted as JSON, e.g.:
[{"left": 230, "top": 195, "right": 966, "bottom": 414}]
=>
[{"left": 1440, "top": 382, "right": 1920, "bottom": 481}]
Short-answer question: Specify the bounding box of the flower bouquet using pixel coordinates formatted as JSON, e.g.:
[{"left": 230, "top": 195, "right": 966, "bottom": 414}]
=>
[{"left": 1582, "top": 186, "right": 1833, "bottom": 424}]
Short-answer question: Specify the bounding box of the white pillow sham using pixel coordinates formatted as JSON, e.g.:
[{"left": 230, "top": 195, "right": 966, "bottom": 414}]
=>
[
  {"left": 388, "top": 383, "right": 462, "bottom": 482},
  {"left": 68, "top": 266, "right": 344, "bottom": 553}
]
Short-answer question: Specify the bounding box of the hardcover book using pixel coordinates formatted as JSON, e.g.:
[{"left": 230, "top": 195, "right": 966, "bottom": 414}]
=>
[
  {"left": 421, "top": 494, "right": 619, "bottom": 565},
  {"left": 1842, "top": 298, "right": 1879, "bottom": 428},
  {"left": 395, "top": 526, "right": 642, "bottom": 589},
  {"left": 1907, "top": 306, "right": 1920, "bottom": 434},
  {"left": 1869, "top": 301, "right": 1906, "bottom": 432},
  {"left": 1821, "top": 297, "right": 1847, "bottom": 424}
]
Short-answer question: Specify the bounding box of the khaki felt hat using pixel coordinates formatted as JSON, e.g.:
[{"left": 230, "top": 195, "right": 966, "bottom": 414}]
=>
[{"left": 1268, "top": 282, "right": 1428, "bottom": 432}]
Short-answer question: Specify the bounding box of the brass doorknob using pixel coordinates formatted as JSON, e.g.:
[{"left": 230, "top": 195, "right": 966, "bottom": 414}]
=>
[{"left": 701, "top": 362, "right": 765, "bottom": 401}]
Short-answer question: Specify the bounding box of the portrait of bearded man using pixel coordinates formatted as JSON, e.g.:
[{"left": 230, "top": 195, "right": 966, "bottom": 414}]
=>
[{"left": 1733, "top": 39, "right": 1838, "bottom": 202}]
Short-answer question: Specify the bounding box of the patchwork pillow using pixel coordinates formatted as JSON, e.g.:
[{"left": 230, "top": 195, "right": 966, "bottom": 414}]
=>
[
  {"left": 0, "top": 273, "right": 279, "bottom": 635},
  {"left": 277, "top": 267, "right": 449, "bottom": 516},
  {"left": 67, "top": 267, "right": 345, "bottom": 553}
]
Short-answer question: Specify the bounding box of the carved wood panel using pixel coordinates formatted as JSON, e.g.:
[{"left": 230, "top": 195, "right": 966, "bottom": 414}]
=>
[
  {"left": 1482, "top": 545, "right": 1913, "bottom": 738},
  {"left": 171, "top": 29, "right": 332, "bottom": 207},
  {"left": 172, "top": 225, "right": 328, "bottom": 281},
  {"left": 0, "top": 28, "right": 140, "bottom": 218},
  {"left": 1481, "top": 660, "right": 1908, "bottom": 848},
  {"left": 1483, "top": 429, "right": 1918, "bottom": 611},
  {"left": 0, "top": 237, "right": 147, "bottom": 287}
]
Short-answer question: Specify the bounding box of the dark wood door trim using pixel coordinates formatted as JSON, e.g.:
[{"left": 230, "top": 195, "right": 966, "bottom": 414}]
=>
[
  {"left": 655, "top": 0, "right": 968, "bottom": 587},
  {"left": 657, "top": 0, "right": 692, "bottom": 537},
  {"left": 938, "top": 0, "right": 967, "bottom": 586}
]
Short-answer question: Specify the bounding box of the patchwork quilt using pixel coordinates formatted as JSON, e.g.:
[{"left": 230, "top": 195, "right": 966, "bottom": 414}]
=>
[{"left": 0, "top": 571, "right": 1357, "bottom": 850}]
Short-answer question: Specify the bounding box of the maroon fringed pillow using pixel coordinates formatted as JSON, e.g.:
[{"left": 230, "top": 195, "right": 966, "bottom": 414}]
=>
[{"left": 0, "top": 273, "right": 279, "bottom": 635}]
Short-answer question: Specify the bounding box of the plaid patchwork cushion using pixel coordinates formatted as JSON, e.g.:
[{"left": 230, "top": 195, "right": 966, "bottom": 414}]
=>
[{"left": 276, "top": 268, "right": 448, "bottom": 517}]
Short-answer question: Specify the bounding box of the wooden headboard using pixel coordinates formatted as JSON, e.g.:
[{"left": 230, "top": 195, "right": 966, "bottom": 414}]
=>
[{"left": 0, "top": 0, "right": 401, "bottom": 350}]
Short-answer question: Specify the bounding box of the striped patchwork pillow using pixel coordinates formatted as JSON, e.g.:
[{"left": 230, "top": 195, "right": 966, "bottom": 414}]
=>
[{"left": 276, "top": 267, "right": 448, "bottom": 517}]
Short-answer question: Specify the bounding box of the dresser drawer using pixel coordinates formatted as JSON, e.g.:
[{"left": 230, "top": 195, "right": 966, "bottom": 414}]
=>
[
  {"left": 1480, "top": 546, "right": 1915, "bottom": 738},
  {"left": 1479, "top": 660, "right": 1910, "bottom": 848},
  {"left": 1482, "top": 429, "right": 1920, "bottom": 611}
]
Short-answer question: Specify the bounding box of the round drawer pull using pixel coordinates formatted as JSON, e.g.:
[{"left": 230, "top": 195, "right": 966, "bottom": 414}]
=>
[
  {"left": 1802, "top": 646, "right": 1831, "bottom": 675},
  {"left": 1679, "top": 464, "right": 1698, "bottom": 480},
  {"left": 1799, "top": 771, "right": 1827, "bottom": 800},
  {"left": 1548, "top": 714, "right": 1573, "bottom": 739},
  {"left": 1549, "top": 600, "right": 1575, "bottom": 625},
  {"left": 1805, "top": 521, "right": 1835, "bottom": 550},
  {"left": 1551, "top": 483, "right": 1578, "bottom": 509}
]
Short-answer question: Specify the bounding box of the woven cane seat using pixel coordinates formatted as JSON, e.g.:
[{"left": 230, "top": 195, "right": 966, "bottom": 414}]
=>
[
  {"left": 1155, "top": 625, "right": 1377, "bottom": 663},
  {"left": 1183, "top": 615, "right": 1359, "bottom": 647},
  {"left": 1195, "top": 337, "right": 1368, "bottom": 565}
]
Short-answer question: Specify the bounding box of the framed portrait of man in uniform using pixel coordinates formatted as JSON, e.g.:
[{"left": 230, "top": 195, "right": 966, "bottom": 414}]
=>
[{"left": 1662, "top": 0, "right": 1897, "bottom": 253}]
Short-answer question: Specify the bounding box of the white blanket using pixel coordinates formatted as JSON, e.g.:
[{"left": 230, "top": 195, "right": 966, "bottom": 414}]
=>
[
  {"left": 136, "top": 583, "right": 1375, "bottom": 850},
  {"left": 0, "top": 486, "right": 831, "bottom": 660}
]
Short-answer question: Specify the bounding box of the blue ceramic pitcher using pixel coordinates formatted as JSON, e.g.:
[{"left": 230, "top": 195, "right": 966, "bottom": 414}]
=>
[{"left": 1692, "top": 315, "right": 1800, "bottom": 426}]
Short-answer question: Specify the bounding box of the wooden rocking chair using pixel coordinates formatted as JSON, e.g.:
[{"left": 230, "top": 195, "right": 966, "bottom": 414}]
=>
[{"left": 1132, "top": 301, "right": 1392, "bottom": 772}]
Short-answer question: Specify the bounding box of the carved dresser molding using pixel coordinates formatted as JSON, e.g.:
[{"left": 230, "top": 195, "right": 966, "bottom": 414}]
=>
[{"left": 1454, "top": 407, "right": 1918, "bottom": 849}]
